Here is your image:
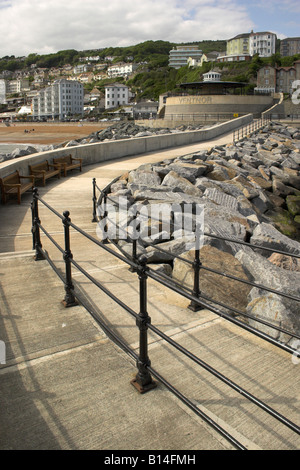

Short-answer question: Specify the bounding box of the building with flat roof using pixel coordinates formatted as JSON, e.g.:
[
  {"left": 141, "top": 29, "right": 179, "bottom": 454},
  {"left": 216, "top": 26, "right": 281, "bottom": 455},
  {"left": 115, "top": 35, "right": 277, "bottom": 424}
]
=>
[
  {"left": 32, "top": 79, "right": 84, "bottom": 120},
  {"left": 169, "top": 45, "right": 202, "bottom": 69}
]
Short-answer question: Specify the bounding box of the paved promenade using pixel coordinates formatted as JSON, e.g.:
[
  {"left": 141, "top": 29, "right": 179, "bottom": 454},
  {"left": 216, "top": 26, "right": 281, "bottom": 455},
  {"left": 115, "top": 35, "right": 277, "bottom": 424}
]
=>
[{"left": 0, "top": 132, "right": 299, "bottom": 451}]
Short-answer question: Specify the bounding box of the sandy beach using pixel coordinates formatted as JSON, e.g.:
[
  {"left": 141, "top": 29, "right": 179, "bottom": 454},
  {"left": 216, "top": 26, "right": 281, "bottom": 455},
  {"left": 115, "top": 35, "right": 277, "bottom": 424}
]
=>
[{"left": 0, "top": 122, "right": 108, "bottom": 145}]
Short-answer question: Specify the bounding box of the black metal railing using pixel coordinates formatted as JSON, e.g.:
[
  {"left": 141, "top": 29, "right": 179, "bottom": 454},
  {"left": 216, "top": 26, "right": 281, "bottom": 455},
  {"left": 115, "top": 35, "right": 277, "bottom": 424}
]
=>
[
  {"left": 31, "top": 185, "right": 300, "bottom": 450},
  {"left": 93, "top": 183, "right": 300, "bottom": 351},
  {"left": 232, "top": 115, "right": 271, "bottom": 143},
  {"left": 163, "top": 113, "right": 248, "bottom": 123}
]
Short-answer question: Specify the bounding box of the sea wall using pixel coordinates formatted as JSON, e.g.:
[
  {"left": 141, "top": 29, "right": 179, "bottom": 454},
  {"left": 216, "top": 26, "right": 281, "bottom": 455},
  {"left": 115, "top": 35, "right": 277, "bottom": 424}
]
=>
[{"left": 0, "top": 114, "right": 253, "bottom": 185}]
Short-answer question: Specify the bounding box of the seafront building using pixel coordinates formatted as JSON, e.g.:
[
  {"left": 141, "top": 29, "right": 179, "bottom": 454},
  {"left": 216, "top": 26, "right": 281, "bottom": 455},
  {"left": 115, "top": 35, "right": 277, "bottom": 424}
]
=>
[{"left": 32, "top": 79, "right": 84, "bottom": 120}]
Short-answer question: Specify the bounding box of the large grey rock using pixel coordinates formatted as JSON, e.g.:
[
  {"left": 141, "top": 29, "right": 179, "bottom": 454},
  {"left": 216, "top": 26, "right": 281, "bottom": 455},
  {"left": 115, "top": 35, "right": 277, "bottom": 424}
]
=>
[
  {"left": 172, "top": 245, "right": 252, "bottom": 312},
  {"left": 246, "top": 288, "right": 300, "bottom": 344},
  {"left": 168, "top": 163, "right": 207, "bottom": 183},
  {"left": 145, "top": 237, "right": 196, "bottom": 263},
  {"left": 250, "top": 222, "right": 300, "bottom": 257},
  {"left": 162, "top": 171, "right": 203, "bottom": 197},
  {"left": 128, "top": 170, "right": 161, "bottom": 186},
  {"left": 203, "top": 187, "right": 239, "bottom": 212},
  {"left": 235, "top": 249, "right": 300, "bottom": 295},
  {"left": 235, "top": 249, "right": 300, "bottom": 342},
  {"left": 203, "top": 217, "right": 249, "bottom": 255}
]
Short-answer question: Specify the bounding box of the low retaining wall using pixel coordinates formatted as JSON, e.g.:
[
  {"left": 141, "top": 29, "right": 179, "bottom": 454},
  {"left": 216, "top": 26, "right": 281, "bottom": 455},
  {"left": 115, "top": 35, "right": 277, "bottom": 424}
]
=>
[
  {"left": 164, "top": 95, "right": 274, "bottom": 119},
  {"left": 0, "top": 114, "right": 253, "bottom": 199}
]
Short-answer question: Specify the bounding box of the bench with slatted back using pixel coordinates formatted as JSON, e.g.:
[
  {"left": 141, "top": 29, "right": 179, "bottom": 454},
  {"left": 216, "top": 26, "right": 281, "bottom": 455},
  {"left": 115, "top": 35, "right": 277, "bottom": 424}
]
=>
[
  {"left": 53, "top": 154, "right": 82, "bottom": 177},
  {"left": 0, "top": 171, "right": 35, "bottom": 204},
  {"left": 29, "top": 160, "right": 61, "bottom": 186}
]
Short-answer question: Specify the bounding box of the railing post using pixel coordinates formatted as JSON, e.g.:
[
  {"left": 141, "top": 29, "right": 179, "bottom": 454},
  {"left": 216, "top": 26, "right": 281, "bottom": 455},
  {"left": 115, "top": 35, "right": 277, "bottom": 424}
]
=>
[
  {"left": 92, "top": 178, "right": 97, "bottom": 223},
  {"left": 129, "top": 212, "right": 138, "bottom": 272},
  {"left": 129, "top": 239, "right": 138, "bottom": 273},
  {"left": 188, "top": 245, "right": 202, "bottom": 312},
  {"left": 131, "top": 255, "right": 157, "bottom": 394},
  {"left": 31, "top": 200, "right": 35, "bottom": 250},
  {"left": 62, "top": 210, "right": 78, "bottom": 308},
  {"left": 100, "top": 191, "right": 109, "bottom": 244},
  {"left": 32, "top": 188, "right": 44, "bottom": 261}
]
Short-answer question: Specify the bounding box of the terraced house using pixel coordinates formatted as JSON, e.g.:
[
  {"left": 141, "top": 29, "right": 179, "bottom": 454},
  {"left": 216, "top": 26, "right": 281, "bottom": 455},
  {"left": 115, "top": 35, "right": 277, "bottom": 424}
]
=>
[{"left": 256, "top": 60, "right": 300, "bottom": 94}]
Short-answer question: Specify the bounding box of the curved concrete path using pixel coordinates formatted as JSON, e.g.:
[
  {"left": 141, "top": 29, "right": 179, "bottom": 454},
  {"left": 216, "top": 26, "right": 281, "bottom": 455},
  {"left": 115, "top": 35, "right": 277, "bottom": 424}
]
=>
[{"left": 0, "top": 131, "right": 299, "bottom": 451}]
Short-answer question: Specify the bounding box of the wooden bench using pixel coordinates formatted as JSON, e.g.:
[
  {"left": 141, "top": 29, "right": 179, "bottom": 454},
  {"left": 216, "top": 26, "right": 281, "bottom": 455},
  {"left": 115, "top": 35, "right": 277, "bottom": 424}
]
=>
[
  {"left": 0, "top": 171, "right": 35, "bottom": 204},
  {"left": 29, "top": 160, "right": 61, "bottom": 186},
  {"left": 53, "top": 154, "right": 82, "bottom": 177}
]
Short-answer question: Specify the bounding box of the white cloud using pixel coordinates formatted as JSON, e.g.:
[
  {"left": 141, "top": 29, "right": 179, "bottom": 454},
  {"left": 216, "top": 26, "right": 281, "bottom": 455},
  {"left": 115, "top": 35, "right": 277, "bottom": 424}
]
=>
[{"left": 0, "top": 0, "right": 255, "bottom": 57}]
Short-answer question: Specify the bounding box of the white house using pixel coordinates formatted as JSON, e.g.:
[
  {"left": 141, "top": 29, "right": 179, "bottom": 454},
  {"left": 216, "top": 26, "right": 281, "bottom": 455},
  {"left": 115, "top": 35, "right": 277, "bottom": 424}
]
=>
[
  {"left": 249, "top": 31, "right": 276, "bottom": 57},
  {"left": 107, "top": 63, "right": 138, "bottom": 78},
  {"left": 32, "top": 79, "right": 84, "bottom": 120},
  {"left": 105, "top": 83, "right": 133, "bottom": 109}
]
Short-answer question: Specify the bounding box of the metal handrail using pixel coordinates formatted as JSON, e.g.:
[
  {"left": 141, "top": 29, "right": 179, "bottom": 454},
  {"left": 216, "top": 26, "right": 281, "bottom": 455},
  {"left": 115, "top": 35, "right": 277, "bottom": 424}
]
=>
[
  {"left": 31, "top": 188, "right": 248, "bottom": 450},
  {"left": 93, "top": 182, "right": 300, "bottom": 343},
  {"left": 233, "top": 115, "right": 271, "bottom": 143},
  {"left": 31, "top": 187, "right": 300, "bottom": 449}
]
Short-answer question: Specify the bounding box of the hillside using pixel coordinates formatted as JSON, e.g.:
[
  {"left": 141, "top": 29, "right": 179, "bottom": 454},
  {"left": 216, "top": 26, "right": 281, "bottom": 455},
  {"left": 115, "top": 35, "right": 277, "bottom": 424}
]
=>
[{"left": 1, "top": 40, "right": 299, "bottom": 103}]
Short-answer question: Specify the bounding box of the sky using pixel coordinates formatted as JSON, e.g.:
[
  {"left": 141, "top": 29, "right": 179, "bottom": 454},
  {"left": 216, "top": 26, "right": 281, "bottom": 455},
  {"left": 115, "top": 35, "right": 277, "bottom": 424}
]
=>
[{"left": 0, "top": 0, "right": 299, "bottom": 58}]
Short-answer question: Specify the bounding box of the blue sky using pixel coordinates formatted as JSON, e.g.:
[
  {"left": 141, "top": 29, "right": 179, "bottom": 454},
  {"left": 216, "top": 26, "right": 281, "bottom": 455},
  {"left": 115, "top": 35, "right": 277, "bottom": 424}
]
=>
[
  {"left": 0, "top": 0, "right": 299, "bottom": 57},
  {"left": 244, "top": 0, "right": 299, "bottom": 37}
]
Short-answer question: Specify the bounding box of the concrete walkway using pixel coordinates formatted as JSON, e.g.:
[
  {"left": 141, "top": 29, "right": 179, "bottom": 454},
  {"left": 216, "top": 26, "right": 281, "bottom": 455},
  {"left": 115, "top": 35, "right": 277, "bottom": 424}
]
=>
[{"left": 0, "top": 132, "right": 299, "bottom": 451}]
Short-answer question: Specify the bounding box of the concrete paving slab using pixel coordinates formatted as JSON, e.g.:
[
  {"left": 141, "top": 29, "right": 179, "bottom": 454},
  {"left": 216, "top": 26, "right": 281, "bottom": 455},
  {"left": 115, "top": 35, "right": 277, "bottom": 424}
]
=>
[
  {"left": 0, "top": 133, "right": 299, "bottom": 451},
  {"left": 0, "top": 255, "right": 233, "bottom": 451}
]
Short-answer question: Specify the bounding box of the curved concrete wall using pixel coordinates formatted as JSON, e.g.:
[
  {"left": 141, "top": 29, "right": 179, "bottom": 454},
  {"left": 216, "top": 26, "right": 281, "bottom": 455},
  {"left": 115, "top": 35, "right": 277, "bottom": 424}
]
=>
[
  {"left": 164, "top": 95, "right": 274, "bottom": 118},
  {"left": 0, "top": 113, "right": 252, "bottom": 202}
]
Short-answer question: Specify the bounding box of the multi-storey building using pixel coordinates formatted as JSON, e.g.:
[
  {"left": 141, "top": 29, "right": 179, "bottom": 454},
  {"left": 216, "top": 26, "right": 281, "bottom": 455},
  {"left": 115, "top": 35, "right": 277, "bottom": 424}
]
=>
[
  {"left": 5, "top": 78, "right": 30, "bottom": 94},
  {"left": 256, "top": 65, "right": 277, "bottom": 93},
  {"left": 73, "top": 64, "right": 93, "bottom": 74},
  {"left": 105, "top": 83, "right": 133, "bottom": 109},
  {"left": 32, "top": 79, "right": 84, "bottom": 120},
  {"left": 107, "top": 63, "right": 138, "bottom": 78},
  {"left": 169, "top": 45, "right": 202, "bottom": 69},
  {"left": 280, "top": 37, "right": 300, "bottom": 57},
  {"left": 256, "top": 60, "right": 300, "bottom": 94},
  {"left": 249, "top": 31, "right": 276, "bottom": 57},
  {"left": 226, "top": 31, "right": 276, "bottom": 59},
  {"left": 0, "top": 79, "right": 6, "bottom": 104},
  {"left": 226, "top": 33, "right": 250, "bottom": 56}
]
